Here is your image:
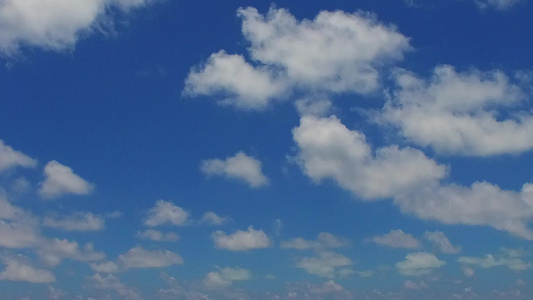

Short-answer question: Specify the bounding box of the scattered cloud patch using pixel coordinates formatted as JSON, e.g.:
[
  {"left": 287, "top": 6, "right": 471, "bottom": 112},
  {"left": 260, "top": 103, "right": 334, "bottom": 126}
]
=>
[
  {"left": 0, "top": 140, "right": 37, "bottom": 172},
  {"left": 37, "top": 238, "right": 105, "bottom": 267},
  {"left": 38, "top": 161, "right": 94, "bottom": 199},
  {"left": 88, "top": 273, "right": 143, "bottom": 300},
  {"left": 43, "top": 212, "right": 105, "bottom": 231},
  {"left": 90, "top": 261, "right": 120, "bottom": 274},
  {"left": 137, "top": 229, "right": 179, "bottom": 242},
  {"left": 203, "top": 266, "right": 252, "bottom": 289},
  {"left": 458, "top": 248, "right": 532, "bottom": 271},
  {"left": 424, "top": 231, "right": 461, "bottom": 254},
  {"left": 118, "top": 247, "right": 183, "bottom": 269},
  {"left": 474, "top": 0, "right": 521, "bottom": 10},
  {"left": 144, "top": 200, "right": 189, "bottom": 227},
  {"left": 371, "top": 229, "right": 422, "bottom": 249},
  {"left": 281, "top": 232, "right": 349, "bottom": 250},
  {"left": 395, "top": 182, "right": 533, "bottom": 240},
  {"left": 212, "top": 226, "right": 270, "bottom": 251},
  {"left": 0, "top": 256, "right": 55, "bottom": 283},
  {"left": 296, "top": 251, "right": 353, "bottom": 279},
  {"left": 396, "top": 252, "right": 445, "bottom": 276},
  {"left": 200, "top": 211, "right": 230, "bottom": 226},
  {"left": 201, "top": 151, "right": 269, "bottom": 188}
]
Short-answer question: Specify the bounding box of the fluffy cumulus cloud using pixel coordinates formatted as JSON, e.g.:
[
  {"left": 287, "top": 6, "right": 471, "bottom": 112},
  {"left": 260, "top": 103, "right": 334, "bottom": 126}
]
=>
[
  {"left": 144, "top": 200, "right": 189, "bottom": 227},
  {"left": 201, "top": 151, "right": 269, "bottom": 188},
  {"left": 0, "top": 0, "right": 154, "bottom": 56},
  {"left": 371, "top": 229, "right": 422, "bottom": 249},
  {"left": 203, "top": 266, "right": 252, "bottom": 289},
  {"left": 281, "top": 232, "right": 349, "bottom": 250},
  {"left": 136, "top": 229, "right": 179, "bottom": 242},
  {"left": 212, "top": 226, "right": 270, "bottom": 251},
  {"left": 43, "top": 211, "right": 105, "bottom": 231},
  {"left": 395, "top": 182, "right": 533, "bottom": 240},
  {"left": 296, "top": 251, "right": 353, "bottom": 279},
  {"left": 377, "top": 65, "right": 533, "bottom": 156},
  {"left": 184, "top": 51, "right": 287, "bottom": 110},
  {"left": 424, "top": 231, "right": 461, "bottom": 254},
  {"left": 184, "top": 7, "right": 410, "bottom": 109},
  {"left": 396, "top": 252, "right": 445, "bottom": 276},
  {"left": 458, "top": 248, "right": 533, "bottom": 271},
  {"left": 292, "top": 115, "right": 446, "bottom": 200},
  {"left": 118, "top": 246, "right": 183, "bottom": 269},
  {"left": 0, "top": 256, "right": 55, "bottom": 283},
  {"left": 38, "top": 161, "right": 94, "bottom": 199},
  {"left": 0, "top": 140, "right": 37, "bottom": 172}
]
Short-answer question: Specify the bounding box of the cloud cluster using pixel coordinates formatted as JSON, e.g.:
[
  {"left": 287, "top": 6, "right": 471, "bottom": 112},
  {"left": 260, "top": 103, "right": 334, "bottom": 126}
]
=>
[
  {"left": 43, "top": 211, "right": 105, "bottom": 231},
  {"left": 184, "top": 7, "right": 411, "bottom": 109},
  {"left": 292, "top": 115, "right": 446, "bottom": 200},
  {"left": 377, "top": 66, "right": 533, "bottom": 156},
  {"left": 0, "top": 0, "right": 155, "bottom": 56}
]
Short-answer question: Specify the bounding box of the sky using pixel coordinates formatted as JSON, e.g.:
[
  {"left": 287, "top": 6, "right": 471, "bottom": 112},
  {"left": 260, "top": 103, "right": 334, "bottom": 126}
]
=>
[{"left": 1, "top": 0, "right": 533, "bottom": 299}]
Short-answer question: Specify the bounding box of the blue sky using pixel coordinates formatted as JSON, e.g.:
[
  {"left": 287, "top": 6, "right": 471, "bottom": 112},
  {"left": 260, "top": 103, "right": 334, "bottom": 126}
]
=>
[{"left": 1, "top": 0, "right": 533, "bottom": 299}]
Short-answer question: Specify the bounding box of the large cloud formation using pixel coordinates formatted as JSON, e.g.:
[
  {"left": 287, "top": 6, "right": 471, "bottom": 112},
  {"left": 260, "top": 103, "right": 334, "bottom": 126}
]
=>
[{"left": 184, "top": 7, "right": 411, "bottom": 109}]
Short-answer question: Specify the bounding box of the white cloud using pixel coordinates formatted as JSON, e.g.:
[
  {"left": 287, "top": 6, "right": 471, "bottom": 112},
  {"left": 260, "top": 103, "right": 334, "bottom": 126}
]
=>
[
  {"left": 281, "top": 232, "right": 349, "bottom": 250},
  {"left": 136, "top": 229, "right": 179, "bottom": 242},
  {"left": 88, "top": 273, "right": 143, "bottom": 300},
  {"left": 296, "top": 251, "right": 353, "bottom": 279},
  {"left": 200, "top": 211, "right": 230, "bottom": 226},
  {"left": 0, "top": 257, "right": 55, "bottom": 283},
  {"left": 0, "top": 140, "right": 37, "bottom": 172},
  {"left": 90, "top": 261, "right": 120, "bottom": 273},
  {"left": 37, "top": 238, "right": 105, "bottom": 267},
  {"left": 424, "top": 231, "right": 461, "bottom": 254},
  {"left": 239, "top": 7, "right": 410, "bottom": 94},
  {"left": 371, "top": 229, "right": 422, "bottom": 249},
  {"left": 396, "top": 252, "right": 445, "bottom": 276},
  {"left": 0, "top": 0, "right": 154, "bottom": 56},
  {"left": 212, "top": 226, "right": 270, "bottom": 251},
  {"left": 201, "top": 151, "right": 269, "bottom": 188},
  {"left": 295, "top": 98, "right": 334, "bottom": 117},
  {"left": 184, "top": 51, "right": 287, "bottom": 110},
  {"left": 0, "top": 197, "right": 40, "bottom": 248},
  {"left": 458, "top": 248, "right": 532, "bottom": 271},
  {"left": 203, "top": 267, "right": 252, "bottom": 289},
  {"left": 462, "top": 267, "right": 475, "bottom": 277},
  {"left": 184, "top": 7, "right": 411, "bottom": 110},
  {"left": 38, "top": 161, "right": 94, "bottom": 199},
  {"left": 395, "top": 182, "right": 533, "bottom": 240},
  {"left": 118, "top": 247, "right": 183, "bottom": 269},
  {"left": 144, "top": 200, "right": 189, "bottom": 227},
  {"left": 474, "top": 0, "right": 521, "bottom": 10},
  {"left": 293, "top": 115, "right": 446, "bottom": 200},
  {"left": 377, "top": 65, "right": 533, "bottom": 156},
  {"left": 43, "top": 212, "right": 105, "bottom": 231}
]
